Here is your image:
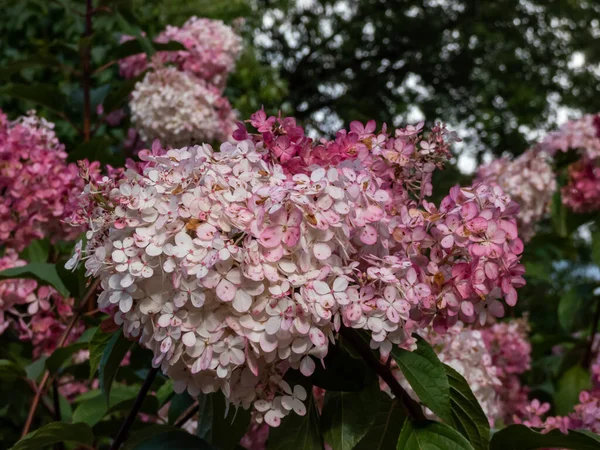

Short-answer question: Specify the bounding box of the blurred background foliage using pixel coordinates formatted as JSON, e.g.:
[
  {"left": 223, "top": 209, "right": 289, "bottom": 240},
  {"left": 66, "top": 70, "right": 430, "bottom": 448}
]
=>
[{"left": 0, "top": 0, "right": 599, "bottom": 445}]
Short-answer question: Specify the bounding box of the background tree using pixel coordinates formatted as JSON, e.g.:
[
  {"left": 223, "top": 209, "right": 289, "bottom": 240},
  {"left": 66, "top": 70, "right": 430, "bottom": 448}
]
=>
[{"left": 252, "top": 0, "right": 600, "bottom": 158}]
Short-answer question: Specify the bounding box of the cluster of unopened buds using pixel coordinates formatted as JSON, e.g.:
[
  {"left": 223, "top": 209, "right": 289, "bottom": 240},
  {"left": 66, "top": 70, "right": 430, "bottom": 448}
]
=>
[
  {"left": 120, "top": 17, "right": 242, "bottom": 147},
  {"left": 70, "top": 109, "right": 525, "bottom": 427},
  {"left": 0, "top": 109, "right": 85, "bottom": 250}
]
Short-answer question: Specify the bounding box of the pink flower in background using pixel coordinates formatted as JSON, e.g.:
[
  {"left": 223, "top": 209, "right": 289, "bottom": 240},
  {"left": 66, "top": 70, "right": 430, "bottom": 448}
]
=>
[
  {"left": 119, "top": 17, "right": 242, "bottom": 89},
  {"left": 0, "top": 110, "right": 86, "bottom": 250}
]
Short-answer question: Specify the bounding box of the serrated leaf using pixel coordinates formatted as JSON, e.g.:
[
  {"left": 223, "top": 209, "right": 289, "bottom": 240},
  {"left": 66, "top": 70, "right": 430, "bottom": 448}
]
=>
[
  {"left": 353, "top": 393, "right": 406, "bottom": 450},
  {"left": 445, "top": 365, "right": 490, "bottom": 450},
  {"left": 490, "top": 424, "right": 600, "bottom": 450},
  {"left": 98, "top": 329, "right": 133, "bottom": 404},
  {"left": 10, "top": 422, "right": 93, "bottom": 450},
  {"left": 268, "top": 391, "right": 323, "bottom": 450},
  {"left": 321, "top": 372, "right": 380, "bottom": 450},
  {"left": 396, "top": 420, "right": 474, "bottom": 450},
  {"left": 25, "top": 357, "right": 47, "bottom": 381},
  {"left": 392, "top": 336, "right": 454, "bottom": 426},
  {"left": 558, "top": 288, "right": 584, "bottom": 332},
  {"left": 0, "top": 263, "right": 69, "bottom": 297},
  {"left": 45, "top": 342, "right": 88, "bottom": 373},
  {"left": 554, "top": 365, "right": 592, "bottom": 416},
  {"left": 196, "top": 391, "right": 251, "bottom": 450},
  {"left": 129, "top": 429, "right": 216, "bottom": 450}
]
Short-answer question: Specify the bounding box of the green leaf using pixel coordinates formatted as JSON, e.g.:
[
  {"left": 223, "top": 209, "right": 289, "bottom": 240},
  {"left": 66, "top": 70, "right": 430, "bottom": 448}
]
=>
[
  {"left": 168, "top": 393, "right": 195, "bottom": 425},
  {"left": 102, "top": 75, "right": 144, "bottom": 113},
  {"left": 10, "top": 422, "right": 93, "bottom": 450},
  {"left": 0, "top": 360, "right": 26, "bottom": 382},
  {"left": 309, "top": 343, "right": 369, "bottom": 391},
  {"left": 68, "top": 135, "right": 124, "bottom": 166},
  {"left": 72, "top": 395, "right": 108, "bottom": 426},
  {"left": 25, "top": 357, "right": 47, "bottom": 381},
  {"left": 392, "top": 336, "right": 454, "bottom": 426},
  {"left": 396, "top": 420, "right": 474, "bottom": 450},
  {"left": 19, "top": 240, "right": 50, "bottom": 263},
  {"left": 321, "top": 372, "right": 381, "bottom": 450},
  {"left": 89, "top": 327, "right": 116, "bottom": 379},
  {"left": 45, "top": 342, "right": 88, "bottom": 373},
  {"left": 554, "top": 365, "right": 592, "bottom": 415},
  {"left": 0, "top": 55, "right": 64, "bottom": 79},
  {"left": 354, "top": 393, "right": 406, "bottom": 450},
  {"left": 0, "top": 263, "right": 69, "bottom": 297},
  {"left": 551, "top": 191, "right": 568, "bottom": 237},
  {"left": 129, "top": 429, "right": 216, "bottom": 450},
  {"left": 490, "top": 424, "right": 600, "bottom": 450},
  {"left": 268, "top": 391, "right": 323, "bottom": 450},
  {"left": 591, "top": 229, "right": 600, "bottom": 267},
  {"left": 196, "top": 391, "right": 251, "bottom": 450},
  {"left": 155, "top": 379, "right": 174, "bottom": 407},
  {"left": 113, "top": 39, "right": 185, "bottom": 60},
  {"left": 445, "top": 365, "right": 490, "bottom": 450},
  {"left": 115, "top": 12, "right": 155, "bottom": 57},
  {"left": 558, "top": 288, "right": 584, "bottom": 332},
  {"left": 98, "top": 329, "right": 133, "bottom": 404},
  {"left": 0, "top": 84, "right": 67, "bottom": 116}
]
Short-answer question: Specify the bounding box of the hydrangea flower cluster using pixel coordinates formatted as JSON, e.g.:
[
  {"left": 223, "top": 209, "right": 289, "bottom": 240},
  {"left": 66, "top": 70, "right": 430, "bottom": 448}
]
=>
[
  {"left": 477, "top": 150, "right": 555, "bottom": 242},
  {"left": 72, "top": 111, "right": 525, "bottom": 427},
  {"left": 0, "top": 249, "right": 80, "bottom": 358},
  {"left": 119, "top": 17, "right": 243, "bottom": 87},
  {"left": 129, "top": 67, "right": 236, "bottom": 147},
  {"left": 518, "top": 360, "right": 600, "bottom": 436},
  {"left": 0, "top": 109, "right": 84, "bottom": 251},
  {"left": 539, "top": 114, "right": 600, "bottom": 213},
  {"left": 481, "top": 319, "right": 532, "bottom": 423}
]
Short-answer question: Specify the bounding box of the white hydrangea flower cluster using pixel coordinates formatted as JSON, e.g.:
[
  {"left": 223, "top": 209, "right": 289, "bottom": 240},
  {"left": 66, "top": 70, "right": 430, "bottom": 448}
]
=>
[
  {"left": 77, "top": 140, "right": 412, "bottom": 427},
  {"left": 477, "top": 149, "right": 556, "bottom": 241},
  {"left": 129, "top": 67, "right": 235, "bottom": 148}
]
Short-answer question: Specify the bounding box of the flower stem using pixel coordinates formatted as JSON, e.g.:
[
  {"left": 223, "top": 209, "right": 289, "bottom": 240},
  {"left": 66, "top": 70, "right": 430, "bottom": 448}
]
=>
[
  {"left": 20, "top": 278, "right": 101, "bottom": 439},
  {"left": 173, "top": 402, "right": 200, "bottom": 428},
  {"left": 109, "top": 367, "right": 159, "bottom": 450},
  {"left": 52, "top": 379, "right": 65, "bottom": 450},
  {"left": 583, "top": 296, "right": 600, "bottom": 368},
  {"left": 339, "top": 327, "right": 426, "bottom": 420}
]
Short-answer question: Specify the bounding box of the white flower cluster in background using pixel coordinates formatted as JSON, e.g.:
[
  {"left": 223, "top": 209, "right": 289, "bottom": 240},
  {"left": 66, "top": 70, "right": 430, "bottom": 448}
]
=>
[{"left": 129, "top": 68, "right": 235, "bottom": 148}]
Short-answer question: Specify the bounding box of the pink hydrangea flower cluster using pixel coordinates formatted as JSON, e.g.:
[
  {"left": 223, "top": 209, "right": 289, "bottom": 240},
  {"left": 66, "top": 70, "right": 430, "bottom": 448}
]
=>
[
  {"left": 72, "top": 111, "right": 525, "bottom": 427},
  {"left": 517, "top": 361, "right": 600, "bottom": 436},
  {"left": 129, "top": 67, "right": 235, "bottom": 147},
  {"left": 481, "top": 318, "right": 532, "bottom": 423},
  {"left": 477, "top": 150, "right": 556, "bottom": 241},
  {"left": 0, "top": 109, "right": 84, "bottom": 251},
  {"left": 539, "top": 114, "right": 600, "bottom": 213},
  {"left": 0, "top": 249, "right": 80, "bottom": 358},
  {"left": 119, "top": 17, "right": 242, "bottom": 88}
]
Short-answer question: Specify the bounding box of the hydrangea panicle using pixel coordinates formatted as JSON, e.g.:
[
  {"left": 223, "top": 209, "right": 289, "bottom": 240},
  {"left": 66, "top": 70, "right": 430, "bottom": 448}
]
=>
[{"left": 73, "top": 111, "right": 525, "bottom": 426}]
